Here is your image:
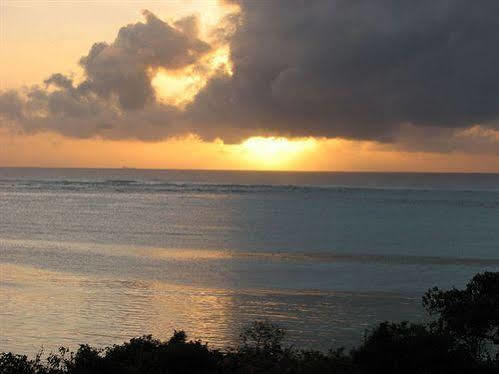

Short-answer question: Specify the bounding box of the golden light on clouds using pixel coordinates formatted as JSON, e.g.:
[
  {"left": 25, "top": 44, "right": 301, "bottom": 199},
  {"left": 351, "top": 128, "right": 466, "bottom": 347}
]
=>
[
  {"left": 149, "top": 1, "right": 236, "bottom": 107},
  {"left": 210, "top": 45, "right": 234, "bottom": 76},
  {"left": 152, "top": 45, "right": 233, "bottom": 107},
  {"left": 151, "top": 69, "right": 202, "bottom": 107}
]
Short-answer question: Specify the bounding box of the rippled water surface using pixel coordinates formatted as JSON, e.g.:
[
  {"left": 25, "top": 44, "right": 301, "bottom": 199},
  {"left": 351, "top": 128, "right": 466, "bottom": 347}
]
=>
[{"left": 1, "top": 168, "right": 498, "bottom": 354}]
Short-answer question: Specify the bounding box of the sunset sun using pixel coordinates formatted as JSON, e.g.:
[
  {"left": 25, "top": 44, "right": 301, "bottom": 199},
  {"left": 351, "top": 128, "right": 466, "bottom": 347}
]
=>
[{"left": 240, "top": 137, "right": 317, "bottom": 168}]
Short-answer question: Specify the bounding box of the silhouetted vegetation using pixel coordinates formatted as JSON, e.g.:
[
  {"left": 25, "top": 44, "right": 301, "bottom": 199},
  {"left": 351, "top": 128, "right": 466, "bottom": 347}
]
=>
[
  {"left": 1, "top": 272, "right": 497, "bottom": 374},
  {"left": 423, "top": 271, "right": 499, "bottom": 360}
]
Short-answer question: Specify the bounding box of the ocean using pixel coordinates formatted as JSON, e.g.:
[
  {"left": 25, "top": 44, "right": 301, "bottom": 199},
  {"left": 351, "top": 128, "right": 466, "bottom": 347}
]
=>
[{"left": 1, "top": 168, "right": 498, "bottom": 354}]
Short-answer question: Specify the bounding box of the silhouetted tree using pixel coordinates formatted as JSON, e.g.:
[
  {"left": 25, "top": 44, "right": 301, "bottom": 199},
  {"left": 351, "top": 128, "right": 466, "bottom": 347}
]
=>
[
  {"left": 168, "top": 330, "right": 187, "bottom": 345},
  {"left": 239, "top": 321, "right": 285, "bottom": 355},
  {"left": 423, "top": 271, "right": 499, "bottom": 360},
  {"left": 351, "top": 321, "right": 476, "bottom": 374}
]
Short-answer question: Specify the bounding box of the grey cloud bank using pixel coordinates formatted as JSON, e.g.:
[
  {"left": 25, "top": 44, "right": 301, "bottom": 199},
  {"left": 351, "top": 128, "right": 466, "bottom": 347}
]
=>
[{"left": 1, "top": 1, "right": 499, "bottom": 152}]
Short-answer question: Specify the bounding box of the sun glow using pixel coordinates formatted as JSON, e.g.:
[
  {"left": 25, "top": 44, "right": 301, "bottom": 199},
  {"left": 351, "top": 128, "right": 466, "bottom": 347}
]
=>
[
  {"left": 151, "top": 45, "right": 233, "bottom": 107},
  {"left": 239, "top": 137, "right": 317, "bottom": 169}
]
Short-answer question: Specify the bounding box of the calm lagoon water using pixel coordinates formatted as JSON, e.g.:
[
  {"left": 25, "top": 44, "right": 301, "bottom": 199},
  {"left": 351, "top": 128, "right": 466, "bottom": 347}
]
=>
[{"left": 1, "top": 168, "right": 498, "bottom": 354}]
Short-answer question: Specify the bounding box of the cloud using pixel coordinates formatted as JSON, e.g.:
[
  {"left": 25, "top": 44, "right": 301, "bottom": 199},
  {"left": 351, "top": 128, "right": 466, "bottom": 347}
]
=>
[
  {"left": 0, "top": 91, "right": 24, "bottom": 122},
  {"left": 0, "top": 10, "right": 211, "bottom": 139},
  {"left": 79, "top": 10, "right": 210, "bottom": 110},
  {"left": 391, "top": 124, "right": 499, "bottom": 155},
  {"left": 188, "top": 0, "right": 499, "bottom": 142},
  {"left": 1, "top": 2, "right": 499, "bottom": 153}
]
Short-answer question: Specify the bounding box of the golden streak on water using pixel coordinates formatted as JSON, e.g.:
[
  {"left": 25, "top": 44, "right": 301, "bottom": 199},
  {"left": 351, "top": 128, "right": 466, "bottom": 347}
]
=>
[{"left": 0, "top": 263, "right": 236, "bottom": 353}]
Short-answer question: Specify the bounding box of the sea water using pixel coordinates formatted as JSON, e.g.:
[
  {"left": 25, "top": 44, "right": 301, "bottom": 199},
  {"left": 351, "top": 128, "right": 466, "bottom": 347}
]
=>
[{"left": 1, "top": 168, "right": 498, "bottom": 354}]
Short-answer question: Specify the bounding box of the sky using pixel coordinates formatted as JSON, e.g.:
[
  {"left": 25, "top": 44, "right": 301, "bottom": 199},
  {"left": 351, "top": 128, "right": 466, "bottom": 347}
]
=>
[{"left": 1, "top": 0, "right": 498, "bottom": 172}]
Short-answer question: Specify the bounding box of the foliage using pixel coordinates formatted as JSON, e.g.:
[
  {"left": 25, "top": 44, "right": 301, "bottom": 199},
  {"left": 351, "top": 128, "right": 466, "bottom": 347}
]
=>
[
  {"left": 239, "top": 321, "right": 285, "bottom": 354},
  {"left": 0, "top": 335, "right": 218, "bottom": 374},
  {"left": 423, "top": 271, "right": 499, "bottom": 359},
  {"left": 351, "top": 321, "right": 477, "bottom": 374}
]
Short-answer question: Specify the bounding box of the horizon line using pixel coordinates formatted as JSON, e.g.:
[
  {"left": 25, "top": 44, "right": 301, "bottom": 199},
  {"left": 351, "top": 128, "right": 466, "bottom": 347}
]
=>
[{"left": 0, "top": 166, "right": 498, "bottom": 175}]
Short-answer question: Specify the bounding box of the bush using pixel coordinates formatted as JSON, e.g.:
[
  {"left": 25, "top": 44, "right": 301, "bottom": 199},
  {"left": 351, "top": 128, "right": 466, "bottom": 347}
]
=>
[
  {"left": 423, "top": 271, "right": 499, "bottom": 360},
  {"left": 351, "top": 321, "right": 477, "bottom": 373}
]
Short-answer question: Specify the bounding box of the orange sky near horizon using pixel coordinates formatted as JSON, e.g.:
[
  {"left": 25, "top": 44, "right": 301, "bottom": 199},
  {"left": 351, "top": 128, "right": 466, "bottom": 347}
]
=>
[
  {"left": 2, "top": 129, "right": 498, "bottom": 172},
  {"left": 1, "top": 0, "right": 498, "bottom": 172}
]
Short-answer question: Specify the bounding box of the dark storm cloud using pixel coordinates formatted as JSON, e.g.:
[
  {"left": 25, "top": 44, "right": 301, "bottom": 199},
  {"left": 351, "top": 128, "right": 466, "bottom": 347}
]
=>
[
  {"left": 391, "top": 124, "right": 499, "bottom": 155},
  {"left": 188, "top": 0, "right": 499, "bottom": 141},
  {"left": 1, "top": 1, "right": 499, "bottom": 150}
]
